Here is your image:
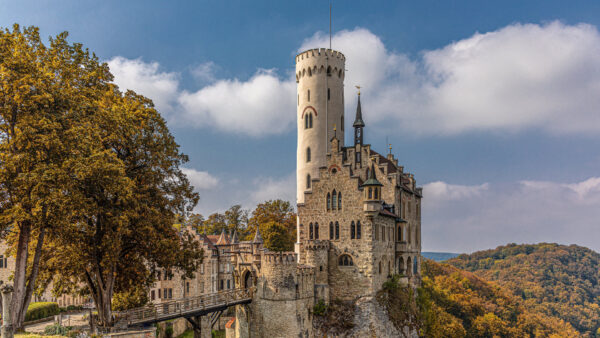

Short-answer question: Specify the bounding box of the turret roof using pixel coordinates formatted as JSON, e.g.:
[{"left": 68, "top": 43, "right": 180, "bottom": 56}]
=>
[
  {"left": 362, "top": 163, "right": 383, "bottom": 187},
  {"left": 353, "top": 95, "right": 365, "bottom": 127},
  {"left": 253, "top": 226, "right": 263, "bottom": 243}
]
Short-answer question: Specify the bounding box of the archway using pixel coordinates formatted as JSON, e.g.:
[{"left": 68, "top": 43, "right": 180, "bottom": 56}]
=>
[{"left": 243, "top": 270, "right": 253, "bottom": 288}]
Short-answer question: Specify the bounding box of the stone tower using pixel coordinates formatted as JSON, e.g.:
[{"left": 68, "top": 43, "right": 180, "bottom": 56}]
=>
[{"left": 296, "top": 48, "right": 346, "bottom": 204}]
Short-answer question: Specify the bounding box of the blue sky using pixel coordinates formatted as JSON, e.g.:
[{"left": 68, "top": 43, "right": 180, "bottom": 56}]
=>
[{"left": 3, "top": 0, "right": 600, "bottom": 253}]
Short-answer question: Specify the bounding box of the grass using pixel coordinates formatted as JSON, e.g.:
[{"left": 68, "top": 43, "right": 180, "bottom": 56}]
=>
[{"left": 176, "top": 330, "right": 194, "bottom": 338}]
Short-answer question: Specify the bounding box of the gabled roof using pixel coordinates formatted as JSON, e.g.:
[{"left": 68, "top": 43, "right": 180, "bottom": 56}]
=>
[{"left": 216, "top": 228, "right": 230, "bottom": 245}]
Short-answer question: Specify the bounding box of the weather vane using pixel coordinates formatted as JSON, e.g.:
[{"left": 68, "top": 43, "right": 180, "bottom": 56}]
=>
[{"left": 355, "top": 85, "right": 361, "bottom": 95}]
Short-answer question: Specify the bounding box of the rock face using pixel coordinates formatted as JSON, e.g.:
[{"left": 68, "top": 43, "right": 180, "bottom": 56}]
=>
[{"left": 314, "top": 296, "right": 419, "bottom": 338}]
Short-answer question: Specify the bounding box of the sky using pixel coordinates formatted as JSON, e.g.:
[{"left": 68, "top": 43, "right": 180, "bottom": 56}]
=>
[{"left": 2, "top": 0, "right": 600, "bottom": 253}]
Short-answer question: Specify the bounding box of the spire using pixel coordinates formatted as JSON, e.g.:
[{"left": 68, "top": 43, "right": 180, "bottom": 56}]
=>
[
  {"left": 353, "top": 94, "right": 365, "bottom": 128},
  {"left": 231, "top": 230, "right": 239, "bottom": 244},
  {"left": 363, "top": 163, "right": 383, "bottom": 187},
  {"left": 253, "top": 226, "right": 263, "bottom": 243},
  {"left": 216, "top": 228, "right": 229, "bottom": 245}
]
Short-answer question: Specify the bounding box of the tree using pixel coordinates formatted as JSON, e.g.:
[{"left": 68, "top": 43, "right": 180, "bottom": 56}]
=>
[
  {"left": 224, "top": 205, "right": 249, "bottom": 234},
  {"left": 42, "top": 90, "right": 203, "bottom": 327},
  {"left": 262, "top": 221, "right": 294, "bottom": 252},
  {"left": 247, "top": 200, "right": 296, "bottom": 249},
  {"left": 0, "top": 25, "right": 113, "bottom": 330}
]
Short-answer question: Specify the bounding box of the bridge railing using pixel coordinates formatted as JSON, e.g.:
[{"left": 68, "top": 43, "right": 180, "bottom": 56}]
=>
[{"left": 124, "top": 287, "right": 253, "bottom": 324}]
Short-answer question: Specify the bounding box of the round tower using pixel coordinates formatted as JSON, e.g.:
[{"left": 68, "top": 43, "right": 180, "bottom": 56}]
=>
[{"left": 296, "top": 48, "right": 346, "bottom": 204}]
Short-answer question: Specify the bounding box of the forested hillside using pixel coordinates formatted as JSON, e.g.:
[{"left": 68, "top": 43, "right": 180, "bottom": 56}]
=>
[
  {"left": 418, "top": 259, "right": 579, "bottom": 337},
  {"left": 446, "top": 243, "right": 600, "bottom": 337}
]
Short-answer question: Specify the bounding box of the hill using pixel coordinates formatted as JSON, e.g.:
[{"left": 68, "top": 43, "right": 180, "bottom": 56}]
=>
[
  {"left": 446, "top": 243, "right": 600, "bottom": 337},
  {"left": 422, "top": 252, "right": 460, "bottom": 262},
  {"left": 418, "top": 259, "right": 579, "bottom": 337}
]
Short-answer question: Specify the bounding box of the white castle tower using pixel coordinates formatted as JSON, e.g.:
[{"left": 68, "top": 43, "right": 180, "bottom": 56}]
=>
[{"left": 296, "top": 48, "right": 346, "bottom": 204}]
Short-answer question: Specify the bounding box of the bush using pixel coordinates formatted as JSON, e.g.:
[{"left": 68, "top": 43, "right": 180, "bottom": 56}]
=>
[
  {"left": 65, "top": 305, "right": 83, "bottom": 311},
  {"left": 44, "top": 323, "right": 72, "bottom": 335},
  {"left": 25, "top": 302, "right": 61, "bottom": 321},
  {"left": 165, "top": 325, "right": 174, "bottom": 338},
  {"left": 312, "top": 299, "right": 328, "bottom": 316}
]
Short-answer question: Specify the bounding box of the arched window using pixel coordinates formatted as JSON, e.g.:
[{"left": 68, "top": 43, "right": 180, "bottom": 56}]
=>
[
  {"left": 306, "top": 147, "right": 311, "bottom": 162},
  {"left": 309, "top": 113, "right": 313, "bottom": 128},
  {"left": 398, "top": 225, "right": 403, "bottom": 241},
  {"left": 374, "top": 188, "right": 378, "bottom": 199},
  {"left": 332, "top": 190, "right": 337, "bottom": 210},
  {"left": 338, "top": 192, "right": 342, "bottom": 210},
  {"left": 327, "top": 193, "right": 331, "bottom": 210},
  {"left": 314, "top": 222, "right": 319, "bottom": 239},
  {"left": 350, "top": 221, "right": 355, "bottom": 239},
  {"left": 308, "top": 67, "right": 312, "bottom": 76},
  {"left": 306, "top": 174, "right": 311, "bottom": 189},
  {"left": 368, "top": 188, "right": 372, "bottom": 199},
  {"left": 327, "top": 66, "right": 332, "bottom": 76},
  {"left": 338, "top": 254, "right": 353, "bottom": 266},
  {"left": 309, "top": 223, "right": 313, "bottom": 239},
  {"left": 329, "top": 222, "right": 334, "bottom": 240},
  {"left": 356, "top": 221, "right": 361, "bottom": 239},
  {"left": 307, "top": 89, "right": 310, "bottom": 102},
  {"left": 305, "top": 114, "right": 309, "bottom": 129},
  {"left": 379, "top": 261, "right": 382, "bottom": 274},
  {"left": 335, "top": 221, "right": 339, "bottom": 239}
]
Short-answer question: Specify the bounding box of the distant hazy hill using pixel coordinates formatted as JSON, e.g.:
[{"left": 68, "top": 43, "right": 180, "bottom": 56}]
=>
[
  {"left": 446, "top": 243, "right": 600, "bottom": 337},
  {"left": 421, "top": 252, "right": 459, "bottom": 262},
  {"left": 420, "top": 259, "right": 578, "bottom": 337}
]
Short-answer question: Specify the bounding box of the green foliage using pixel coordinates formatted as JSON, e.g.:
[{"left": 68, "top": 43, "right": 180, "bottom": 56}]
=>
[
  {"left": 112, "top": 287, "right": 149, "bottom": 311},
  {"left": 211, "top": 330, "right": 225, "bottom": 338},
  {"left": 43, "top": 324, "right": 71, "bottom": 336},
  {"left": 313, "top": 299, "right": 328, "bottom": 316},
  {"left": 262, "top": 221, "right": 294, "bottom": 252},
  {"left": 25, "top": 302, "right": 60, "bottom": 321},
  {"left": 447, "top": 243, "right": 600, "bottom": 336},
  {"left": 417, "top": 259, "right": 579, "bottom": 337},
  {"left": 165, "top": 324, "right": 174, "bottom": 338}
]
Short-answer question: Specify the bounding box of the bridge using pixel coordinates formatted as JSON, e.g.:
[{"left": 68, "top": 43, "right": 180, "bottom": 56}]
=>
[{"left": 121, "top": 288, "right": 253, "bottom": 334}]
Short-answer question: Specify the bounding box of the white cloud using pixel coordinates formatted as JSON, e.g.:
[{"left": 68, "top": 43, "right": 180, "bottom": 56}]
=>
[
  {"left": 191, "top": 62, "right": 218, "bottom": 84},
  {"left": 301, "top": 22, "right": 600, "bottom": 135},
  {"left": 181, "top": 168, "right": 219, "bottom": 190},
  {"left": 178, "top": 70, "right": 295, "bottom": 136},
  {"left": 422, "top": 177, "right": 600, "bottom": 253},
  {"left": 107, "top": 57, "right": 179, "bottom": 114},
  {"left": 249, "top": 172, "right": 296, "bottom": 207}
]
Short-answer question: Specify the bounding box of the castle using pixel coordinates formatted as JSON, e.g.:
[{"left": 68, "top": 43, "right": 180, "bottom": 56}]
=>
[{"left": 228, "top": 48, "right": 423, "bottom": 337}]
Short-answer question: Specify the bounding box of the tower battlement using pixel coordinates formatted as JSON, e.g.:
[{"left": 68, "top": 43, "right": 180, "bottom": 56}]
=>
[
  {"left": 261, "top": 252, "right": 298, "bottom": 265},
  {"left": 295, "top": 48, "right": 345, "bottom": 63},
  {"left": 304, "top": 240, "right": 330, "bottom": 251}
]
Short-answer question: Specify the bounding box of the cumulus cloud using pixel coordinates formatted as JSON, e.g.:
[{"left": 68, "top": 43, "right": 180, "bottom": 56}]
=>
[
  {"left": 422, "top": 177, "right": 600, "bottom": 253},
  {"left": 249, "top": 172, "right": 296, "bottom": 207},
  {"left": 301, "top": 22, "right": 600, "bottom": 135},
  {"left": 107, "top": 57, "right": 179, "bottom": 114},
  {"left": 178, "top": 70, "right": 295, "bottom": 136},
  {"left": 181, "top": 168, "right": 219, "bottom": 190}
]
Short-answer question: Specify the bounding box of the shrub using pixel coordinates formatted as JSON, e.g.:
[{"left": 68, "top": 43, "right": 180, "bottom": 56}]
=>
[
  {"left": 44, "top": 323, "right": 72, "bottom": 335},
  {"left": 25, "top": 302, "right": 61, "bottom": 321},
  {"left": 312, "top": 299, "right": 328, "bottom": 316},
  {"left": 65, "top": 305, "right": 83, "bottom": 311}
]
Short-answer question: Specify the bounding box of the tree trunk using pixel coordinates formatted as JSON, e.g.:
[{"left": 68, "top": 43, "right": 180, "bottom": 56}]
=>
[
  {"left": 86, "top": 263, "right": 116, "bottom": 328},
  {"left": 10, "top": 221, "right": 31, "bottom": 331},
  {"left": 16, "top": 227, "right": 46, "bottom": 331}
]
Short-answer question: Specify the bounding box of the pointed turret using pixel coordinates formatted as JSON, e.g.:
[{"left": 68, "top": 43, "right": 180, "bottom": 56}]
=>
[
  {"left": 216, "top": 228, "right": 229, "bottom": 245},
  {"left": 353, "top": 92, "right": 365, "bottom": 148},
  {"left": 253, "top": 226, "right": 263, "bottom": 243},
  {"left": 363, "top": 163, "right": 383, "bottom": 216},
  {"left": 231, "top": 230, "right": 239, "bottom": 244},
  {"left": 363, "top": 163, "right": 383, "bottom": 187}
]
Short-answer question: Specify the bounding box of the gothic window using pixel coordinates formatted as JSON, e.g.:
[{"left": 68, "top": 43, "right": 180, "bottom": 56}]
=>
[
  {"left": 338, "top": 192, "right": 342, "bottom": 209},
  {"left": 335, "top": 221, "right": 339, "bottom": 239},
  {"left": 327, "top": 193, "right": 331, "bottom": 210},
  {"left": 374, "top": 188, "right": 379, "bottom": 200},
  {"left": 338, "top": 254, "right": 353, "bottom": 266},
  {"left": 151, "top": 290, "right": 155, "bottom": 301},
  {"left": 329, "top": 222, "right": 334, "bottom": 240},
  {"left": 306, "top": 147, "right": 311, "bottom": 162},
  {"left": 398, "top": 225, "right": 403, "bottom": 241},
  {"left": 351, "top": 221, "right": 355, "bottom": 239},
  {"left": 314, "top": 222, "right": 319, "bottom": 239},
  {"left": 309, "top": 223, "right": 314, "bottom": 239},
  {"left": 332, "top": 190, "right": 337, "bottom": 210},
  {"left": 357, "top": 221, "right": 361, "bottom": 239},
  {"left": 328, "top": 88, "right": 330, "bottom": 100},
  {"left": 368, "top": 188, "right": 373, "bottom": 199},
  {"left": 308, "top": 89, "right": 310, "bottom": 102},
  {"left": 310, "top": 113, "right": 313, "bottom": 128},
  {"left": 305, "top": 113, "right": 309, "bottom": 129},
  {"left": 307, "top": 174, "right": 311, "bottom": 189}
]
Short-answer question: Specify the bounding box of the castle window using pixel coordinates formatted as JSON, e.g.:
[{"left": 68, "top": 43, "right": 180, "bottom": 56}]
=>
[
  {"left": 368, "top": 188, "right": 373, "bottom": 199},
  {"left": 338, "top": 192, "right": 342, "bottom": 210},
  {"left": 329, "top": 222, "right": 334, "bottom": 240},
  {"left": 413, "top": 258, "right": 418, "bottom": 275},
  {"left": 151, "top": 290, "right": 155, "bottom": 301},
  {"left": 335, "top": 221, "right": 339, "bottom": 239},
  {"left": 305, "top": 113, "right": 309, "bottom": 129},
  {"left": 307, "top": 174, "right": 311, "bottom": 189},
  {"left": 309, "top": 223, "right": 314, "bottom": 239},
  {"left": 332, "top": 190, "right": 337, "bottom": 210},
  {"left": 158, "top": 289, "right": 161, "bottom": 299},
  {"left": 308, "top": 67, "right": 312, "bottom": 76},
  {"left": 327, "top": 193, "right": 331, "bottom": 210},
  {"left": 357, "top": 221, "right": 361, "bottom": 239},
  {"left": 314, "top": 222, "right": 319, "bottom": 239},
  {"left": 306, "top": 147, "right": 311, "bottom": 162},
  {"left": 327, "top": 66, "right": 332, "bottom": 77},
  {"left": 379, "top": 262, "right": 382, "bottom": 274},
  {"left": 374, "top": 188, "right": 378, "bottom": 200},
  {"left": 308, "top": 89, "right": 310, "bottom": 102},
  {"left": 351, "top": 221, "right": 355, "bottom": 239},
  {"left": 398, "top": 225, "right": 403, "bottom": 242},
  {"left": 309, "top": 113, "right": 313, "bottom": 128},
  {"left": 338, "top": 254, "right": 353, "bottom": 266},
  {"left": 328, "top": 88, "right": 330, "bottom": 100},
  {"left": 341, "top": 115, "right": 344, "bottom": 131},
  {"left": 382, "top": 226, "right": 385, "bottom": 241},
  {"left": 186, "top": 282, "right": 190, "bottom": 294}
]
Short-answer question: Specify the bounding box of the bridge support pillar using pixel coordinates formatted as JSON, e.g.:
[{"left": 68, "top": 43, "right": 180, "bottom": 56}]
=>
[{"left": 186, "top": 316, "right": 210, "bottom": 338}]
